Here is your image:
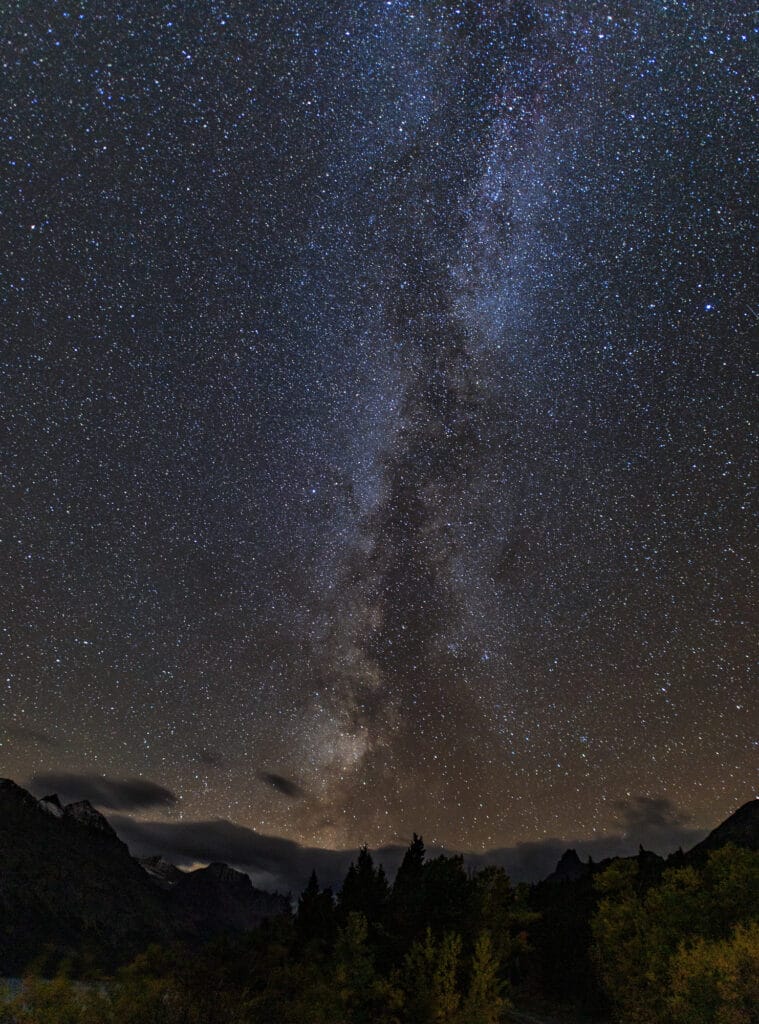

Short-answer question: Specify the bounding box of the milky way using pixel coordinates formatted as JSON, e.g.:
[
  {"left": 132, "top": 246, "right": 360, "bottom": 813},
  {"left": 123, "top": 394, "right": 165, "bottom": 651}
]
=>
[{"left": 2, "top": 2, "right": 757, "bottom": 862}]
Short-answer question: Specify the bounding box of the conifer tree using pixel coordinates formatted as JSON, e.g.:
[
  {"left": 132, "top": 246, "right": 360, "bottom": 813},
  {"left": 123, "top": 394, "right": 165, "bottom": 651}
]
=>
[
  {"left": 296, "top": 870, "right": 336, "bottom": 951},
  {"left": 334, "top": 911, "right": 402, "bottom": 1023},
  {"left": 338, "top": 846, "right": 390, "bottom": 924},
  {"left": 462, "top": 931, "right": 508, "bottom": 1024},
  {"left": 391, "top": 834, "right": 427, "bottom": 949},
  {"left": 402, "top": 927, "right": 462, "bottom": 1024}
]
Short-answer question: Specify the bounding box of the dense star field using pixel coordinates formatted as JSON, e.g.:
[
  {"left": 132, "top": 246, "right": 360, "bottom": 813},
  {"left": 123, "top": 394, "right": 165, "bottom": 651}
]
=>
[{"left": 2, "top": 1, "right": 756, "bottom": 881}]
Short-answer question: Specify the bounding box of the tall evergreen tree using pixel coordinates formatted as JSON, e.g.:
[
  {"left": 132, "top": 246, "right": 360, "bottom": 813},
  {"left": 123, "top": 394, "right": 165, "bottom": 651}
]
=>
[
  {"left": 334, "top": 911, "right": 401, "bottom": 1024},
  {"left": 402, "top": 928, "right": 462, "bottom": 1024},
  {"left": 390, "top": 834, "right": 427, "bottom": 949},
  {"left": 423, "top": 854, "right": 472, "bottom": 937},
  {"left": 338, "top": 846, "right": 390, "bottom": 924},
  {"left": 296, "top": 870, "right": 336, "bottom": 952},
  {"left": 462, "top": 931, "right": 508, "bottom": 1024}
]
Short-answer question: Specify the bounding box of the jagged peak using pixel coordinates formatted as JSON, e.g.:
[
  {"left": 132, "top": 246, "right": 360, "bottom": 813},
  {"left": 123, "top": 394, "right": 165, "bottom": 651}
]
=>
[
  {"left": 546, "top": 847, "right": 590, "bottom": 883},
  {"left": 0, "top": 778, "right": 41, "bottom": 812},
  {"left": 63, "top": 799, "right": 116, "bottom": 835},
  {"left": 140, "top": 853, "right": 173, "bottom": 868},
  {"left": 197, "top": 862, "right": 252, "bottom": 886},
  {"left": 138, "top": 855, "right": 184, "bottom": 886},
  {"left": 38, "top": 793, "right": 64, "bottom": 817}
]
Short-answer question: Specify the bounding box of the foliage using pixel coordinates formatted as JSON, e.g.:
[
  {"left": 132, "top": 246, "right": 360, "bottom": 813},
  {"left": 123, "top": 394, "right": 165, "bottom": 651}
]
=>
[
  {"left": 5, "top": 836, "right": 756, "bottom": 1023},
  {"left": 668, "top": 921, "right": 759, "bottom": 1024},
  {"left": 3, "top": 974, "right": 111, "bottom": 1024},
  {"left": 337, "top": 847, "right": 390, "bottom": 926},
  {"left": 401, "top": 928, "right": 462, "bottom": 1024},
  {"left": 591, "top": 844, "right": 759, "bottom": 1024},
  {"left": 474, "top": 866, "right": 535, "bottom": 976},
  {"left": 295, "top": 870, "right": 336, "bottom": 954},
  {"left": 526, "top": 862, "right": 605, "bottom": 1010},
  {"left": 461, "top": 931, "right": 509, "bottom": 1024}
]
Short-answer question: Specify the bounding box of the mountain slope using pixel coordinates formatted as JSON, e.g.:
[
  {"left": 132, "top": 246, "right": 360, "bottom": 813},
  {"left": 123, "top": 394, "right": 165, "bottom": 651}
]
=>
[
  {"left": 0, "top": 779, "right": 288, "bottom": 974},
  {"left": 687, "top": 798, "right": 759, "bottom": 858},
  {"left": 0, "top": 778, "right": 180, "bottom": 973}
]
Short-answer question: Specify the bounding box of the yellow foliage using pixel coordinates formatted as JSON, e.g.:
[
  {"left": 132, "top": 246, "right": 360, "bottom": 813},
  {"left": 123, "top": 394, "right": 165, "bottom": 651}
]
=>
[{"left": 668, "top": 921, "right": 759, "bottom": 1024}]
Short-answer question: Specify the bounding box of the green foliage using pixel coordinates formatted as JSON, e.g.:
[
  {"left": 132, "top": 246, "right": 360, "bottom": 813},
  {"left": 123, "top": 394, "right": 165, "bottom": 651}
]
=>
[
  {"left": 334, "top": 912, "right": 402, "bottom": 1023},
  {"left": 591, "top": 860, "right": 651, "bottom": 1021},
  {"left": 424, "top": 855, "right": 473, "bottom": 937},
  {"left": 9, "top": 833, "right": 755, "bottom": 1023},
  {"left": 525, "top": 863, "right": 603, "bottom": 1010},
  {"left": 668, "top": 921, "right": 759, "bottom": 1024},
  {"left": 592, "top": 845, "right": 759, "bottom": 1024},
  {"left": 5, "top": 973, "right": 112, "bottom": 1024},
  {"left": 473, "top": 866, "right": 536, "bottom": 972},
  {"left": 389, "top": 833, "right": 427, "bottom": 950},
  {"left": 295, "top": 870, "right": 336, "bottom": 953},
  {"left": 402, "top": 928, "right": 462, "bottom": 1024},
  {"left": 461, "top": 931, "right": 509, "bottom": 1024},
  {"left": 110, "top": 943, "right": 244, "bottom": 1024}
]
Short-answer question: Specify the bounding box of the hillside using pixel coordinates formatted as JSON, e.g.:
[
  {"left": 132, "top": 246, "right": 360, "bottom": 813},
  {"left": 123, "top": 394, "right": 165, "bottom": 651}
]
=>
[{"left": 0, "top": 779, "right": 288, "bottom": 974}]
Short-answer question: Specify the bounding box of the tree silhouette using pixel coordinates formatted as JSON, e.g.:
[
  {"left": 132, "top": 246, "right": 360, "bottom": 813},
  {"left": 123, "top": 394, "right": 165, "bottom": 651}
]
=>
[
  {"left": 337, "top": 846, "right": 390, "bottom": 925},
  {"left": 390, "top": 834, "right": 427, "bottom": 951},
  {"left": 295, "top": 870, "right": 336, "bottom": 953}
]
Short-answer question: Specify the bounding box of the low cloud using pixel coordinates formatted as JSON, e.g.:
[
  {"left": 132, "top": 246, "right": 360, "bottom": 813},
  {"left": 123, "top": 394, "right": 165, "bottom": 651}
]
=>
[
  {"left": 30, "top": 772, "right": 178, "bottom": 812},
  {"left": 108, "top": 792, "right": 708, "bottom": 897},
  {"left": 259, "top": 773, "right": 305, "bottom": 799},
  {"left": 467, "top": 795, "right": 705, "bottom": 879},
  {"left": 613, "top": 795, "right": 697, "bottom": 850},
  {"left": 108, "top": 790, "right": 708, "bottom": 897},
  {"left": 110, "top": 814, "right": 366, "bottom": 894}
]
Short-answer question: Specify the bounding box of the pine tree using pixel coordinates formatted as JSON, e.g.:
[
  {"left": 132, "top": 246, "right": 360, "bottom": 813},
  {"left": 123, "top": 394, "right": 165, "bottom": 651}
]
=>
[
  {"left": 402, "top": 927, "right": 462, "bottom": 1024},
  {"left": 334, "top": 911, "right": 401, "bottom": 1023},
  {"left": 390, "top": 834, "right": 426, "bottom": 950},
  {"left": 338, "top": 846, "right": 390, "bottom": 924},
  {"left": 296, "top": 870, "right": 336, "bottom": 952},
  {"left": 395, "top": 833, "right": 426, "bottom": 886},
  {"left": 462, "top": 931, "right": 508, "bottom": 1024},
  {"left": 423, "top": 854, "right": 471, "bottom": 936}
]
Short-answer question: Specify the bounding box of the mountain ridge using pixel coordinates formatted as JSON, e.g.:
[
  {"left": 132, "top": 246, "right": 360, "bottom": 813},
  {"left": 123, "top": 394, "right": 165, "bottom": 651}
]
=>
[
  {"left": 1, "top": 778, "right": 756, "bottom": 975},
  {"left": 0, "top": 778, "right": 289, "bottom": 975}
]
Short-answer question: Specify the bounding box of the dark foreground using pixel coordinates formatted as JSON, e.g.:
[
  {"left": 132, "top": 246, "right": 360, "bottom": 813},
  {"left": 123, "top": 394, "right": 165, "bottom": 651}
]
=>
[{"left": 1, "top": 781, "right": 757, "bottom": 1023}]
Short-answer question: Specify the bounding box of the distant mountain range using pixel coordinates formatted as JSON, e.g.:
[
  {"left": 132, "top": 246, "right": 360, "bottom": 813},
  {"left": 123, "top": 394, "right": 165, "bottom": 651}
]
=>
[
  {"left": 0, "top": 777, "right": 756, "bottom": 976},
  {"left": 0, "top": 779, "right": 289, "bottom": 975},
  {"left": 540, "top": 797, "right": 759, "bottom": 885}
]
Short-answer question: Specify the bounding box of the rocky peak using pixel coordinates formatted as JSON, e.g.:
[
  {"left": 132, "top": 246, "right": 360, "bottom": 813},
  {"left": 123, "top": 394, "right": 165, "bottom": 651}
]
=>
[
  {"left": 38, "top": 794, "right": 64, "bottom": 818},
  {"left": 63, "top": 799, "right": 116, "bottom": 835},
  {"left": 202, "top": 862, "right": 252, "bottom": 888},
  {"left": 546, "top": 848, "right": 589, "bottom": 883},
  {"left": 0, "top": 778, "right": 42, "bottom": 819},
  {"left": 138, "top": 855, "right": 184, "bottom": 887}
]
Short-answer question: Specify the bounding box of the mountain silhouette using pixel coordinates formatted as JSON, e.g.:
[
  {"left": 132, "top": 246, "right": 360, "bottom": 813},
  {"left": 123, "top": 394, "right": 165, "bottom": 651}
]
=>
[{"left": 0, "top": 778, "right": 288, "bottom": 974}]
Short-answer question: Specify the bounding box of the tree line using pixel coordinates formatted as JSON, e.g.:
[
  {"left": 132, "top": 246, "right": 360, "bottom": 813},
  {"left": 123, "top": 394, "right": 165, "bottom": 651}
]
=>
[{"left": 2, "top": 836, "right": 757, "bottom": 1023}]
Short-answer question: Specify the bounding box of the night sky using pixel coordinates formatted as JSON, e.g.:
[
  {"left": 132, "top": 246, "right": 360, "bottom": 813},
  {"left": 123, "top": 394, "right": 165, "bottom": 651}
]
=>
[{"left": 2, "top": 1, "right": 757, "bottom": 883}]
